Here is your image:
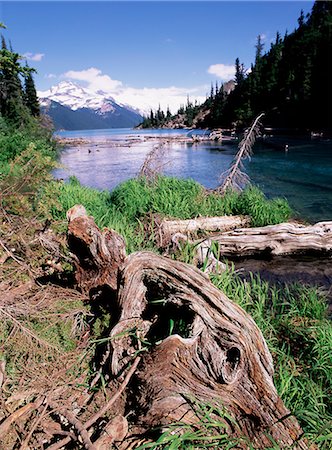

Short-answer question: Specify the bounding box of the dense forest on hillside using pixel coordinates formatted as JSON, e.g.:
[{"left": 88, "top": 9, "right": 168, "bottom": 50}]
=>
[
  {"left": 140, "top": 1, "right": 332, "bottom": 132},
  {"left": 0, "top": 30, "right": 40, "bottom": 127},
  {"left": 0, "top": 28, "right": 55, "bottom": 167}
]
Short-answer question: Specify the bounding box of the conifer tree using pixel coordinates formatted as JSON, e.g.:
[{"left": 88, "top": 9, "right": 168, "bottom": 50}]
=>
[
  {"left": 1, "top": 34, "right": 7, "bottom": 49},
  {"left": 24, "top": 67, "right": 40, "bottom": 117},
  {"left": 235, "top": 58, "right": 245, "bottom": 85},
  {"left": 0, "top": 48, "right": 28, "bottom": 125}
]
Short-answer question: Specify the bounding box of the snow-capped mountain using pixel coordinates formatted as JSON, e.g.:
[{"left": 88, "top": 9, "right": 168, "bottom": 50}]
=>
[{"left": 38, "top": 81, "right": 143, "bottom": 130}]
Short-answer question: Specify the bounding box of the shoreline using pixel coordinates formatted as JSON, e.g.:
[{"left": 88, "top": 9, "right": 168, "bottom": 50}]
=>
[{"left": 55, "top": 132, "right": 238, "bottom": 148}]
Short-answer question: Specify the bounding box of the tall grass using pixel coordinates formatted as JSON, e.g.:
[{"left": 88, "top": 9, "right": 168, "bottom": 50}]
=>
[
  {"left": 211, "top": 266, "right": 332, "bottom": 447},
  {"left": 39, "top": 175, "right": 292, "bottom": 252}
]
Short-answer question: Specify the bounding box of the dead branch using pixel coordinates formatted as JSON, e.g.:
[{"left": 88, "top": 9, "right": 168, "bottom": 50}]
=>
[
  {"left": 48, "top": 401, "right": 96, "bottom": 450},
  {"left": 139, "top": 141, "right": 169, "bottom": 180},
  {"left": 0, "top": 360, "right": 5, "bottom": 392},
  {"left": 44, "top": 357, "right": 140, "bottom": 449},
  {"left": 218, "top": 112, "right": 265, "bottom": 193},
  {"left": 0, "top": 396, "right": 44, "bottom": 439},
  {"left": 205, "top": 220, "right": 332, "bottom": 257},
  {"left": 19, "top": 402, "right": 48, "bottom": 450}
]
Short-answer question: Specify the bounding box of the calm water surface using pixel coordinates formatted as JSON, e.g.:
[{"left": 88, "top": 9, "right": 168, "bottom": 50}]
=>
[{"left": 55, "top": 128, "right": 332, "bottom": 222}]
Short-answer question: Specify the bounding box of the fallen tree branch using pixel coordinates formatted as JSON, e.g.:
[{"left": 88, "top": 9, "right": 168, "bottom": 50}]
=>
[
  {"left": 206, "top": 220, "right": 332, "bottom": 257},
  {"left": 19, "top": 403, "right": 48, "bottom": 450},
  {"left": 0, "top": 396, "right": 44, "bottom": 439},
  {"left": 155, "top": 215, "right": 250, "bottom": 248},
  {"left": 218, "top": 112, "right": 265, "bottom": 192},
  {"left": 45, "top": 357, "right": 140, "bottom": 450},
  {"left": 48, "top": 402, "right": 96, "bottom": 450}
]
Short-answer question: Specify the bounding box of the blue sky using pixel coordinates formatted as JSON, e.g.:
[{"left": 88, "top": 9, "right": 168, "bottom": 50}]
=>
[{"left": 0, "top": 1, "right": 314, "bottom": 111}]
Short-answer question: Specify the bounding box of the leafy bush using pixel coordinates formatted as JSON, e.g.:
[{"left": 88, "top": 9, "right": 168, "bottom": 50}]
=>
[{"left": 0, "top": 118, "right": 56, "bottom": 165}]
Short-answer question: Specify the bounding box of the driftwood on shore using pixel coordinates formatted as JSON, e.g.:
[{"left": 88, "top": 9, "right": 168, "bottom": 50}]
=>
[
  {"left": 65, "top": 205, "right": 310, "bottom": 449},
  {"left": 204, "top": 220, "right": 332, "bottom": 257},
  {"left": 155, "top": 215, "right": 250, "bottom": 248}
]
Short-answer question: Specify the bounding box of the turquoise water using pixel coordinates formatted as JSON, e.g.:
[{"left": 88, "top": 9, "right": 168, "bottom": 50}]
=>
[{"left": 55, "top": 129, "right": 332, "bottom": 222}]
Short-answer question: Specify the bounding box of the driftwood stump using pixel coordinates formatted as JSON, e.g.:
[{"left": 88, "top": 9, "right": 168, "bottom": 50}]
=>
[{"left": 67, "top": 205, "right": 309, "bottom": 449}]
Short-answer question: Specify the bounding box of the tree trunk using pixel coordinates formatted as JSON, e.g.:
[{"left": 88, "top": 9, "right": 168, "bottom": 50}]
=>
[
  {"left": 206, "top": 221, "right": 332, "bottom": 257},
  {"left": 67, "top": 205, "right": 310, "bottom": 449}
]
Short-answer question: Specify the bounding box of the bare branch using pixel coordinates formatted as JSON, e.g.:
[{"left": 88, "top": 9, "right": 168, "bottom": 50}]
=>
[{"left": 218, "top": 112, "right": 265, "bottom": 193}]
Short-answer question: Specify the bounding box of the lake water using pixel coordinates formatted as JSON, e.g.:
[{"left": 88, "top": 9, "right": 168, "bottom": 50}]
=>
[{"left": 55, "top": 128, "right": 332, "bottom": 223}]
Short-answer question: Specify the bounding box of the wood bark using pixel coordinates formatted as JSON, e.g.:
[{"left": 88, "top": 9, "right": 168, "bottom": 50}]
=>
[
  {"left": 66, "top": 205, "right": 310, "bottom": 449},
  {"left": 155, "top": 215, "right": 250, "bottom": 248},
  {"left": 206, "top": 221, "right": 332, "bottom": 257}
]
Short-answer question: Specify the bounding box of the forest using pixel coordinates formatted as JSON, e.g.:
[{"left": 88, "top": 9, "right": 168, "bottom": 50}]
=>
[{"left": 140, "top": 1, "right": 332, "bottom": 132}]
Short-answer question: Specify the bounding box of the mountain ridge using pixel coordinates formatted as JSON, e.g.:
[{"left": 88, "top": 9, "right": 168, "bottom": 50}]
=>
[{"left": 38, "top": 81, "right": 143, "bottom": 130}]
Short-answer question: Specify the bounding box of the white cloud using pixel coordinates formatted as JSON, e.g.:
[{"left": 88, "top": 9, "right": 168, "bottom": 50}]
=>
[
  {"left": 260, "top": 33, "right": 267, "bottom": 41},
  {"left": 64, "top": 67, "right": 122, "bottom": 93},
  {"left": 23, "top": 52, "right": 45, "bottom": 62},
  {"left": 45, "top": 73, "right": 56, "bottom": 79},
  {"left": 207, "top": 63, "right": 235, "bottom": 81},
  {"left": 116, "top": 85, "right": 207, "bottom": 114},
  {"left": 63, "top": 67, "right": 207, "bottom": 113}
]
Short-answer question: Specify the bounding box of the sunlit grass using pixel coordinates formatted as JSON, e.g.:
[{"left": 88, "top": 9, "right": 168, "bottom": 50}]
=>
[
  {"left": 39, "top": 175, "right": 291, "bottom": 253},
  {"left": 211, "top": 265, "right": 332, "bottom": 447}
]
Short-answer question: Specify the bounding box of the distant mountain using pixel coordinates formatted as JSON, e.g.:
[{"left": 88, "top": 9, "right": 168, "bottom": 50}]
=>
[{"left": 38, "top": 81, "right": 143, "bottom": 130}]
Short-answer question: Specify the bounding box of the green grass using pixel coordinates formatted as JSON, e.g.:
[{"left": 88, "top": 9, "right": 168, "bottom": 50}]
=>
[
  {"left": 210, "top": 266, "right": 332, "bottom": 448},
  {"left": 39, "top": 175, "right": 292, "bottom": 253}
]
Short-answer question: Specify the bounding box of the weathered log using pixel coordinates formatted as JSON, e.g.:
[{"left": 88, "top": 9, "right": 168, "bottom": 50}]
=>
[
  {"left": 67, "top": 205, "right": 309, "bottom": 449},
  {"left": 207, "top": 221, "right": 332, "bottom": 257},
  {"left": 156, "top": 215, "right": 250, "bottom": 248}
]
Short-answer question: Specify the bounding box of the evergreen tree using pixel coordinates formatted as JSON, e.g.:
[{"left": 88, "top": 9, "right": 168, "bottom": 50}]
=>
[
  {"left": 255, "top": 34, "right": 264, "bottom": 65},
  {"left": 24, "top": 67, "right": 40, "bottom": 117},
  {"left": 0, "top": 48, "right": 29, "bottom": 125},
  {"left": 235, "top": 58, "right": 245, "bottom": 85},
  {"left": 1, "top": 35, "right": 7, "bottom": 50}
]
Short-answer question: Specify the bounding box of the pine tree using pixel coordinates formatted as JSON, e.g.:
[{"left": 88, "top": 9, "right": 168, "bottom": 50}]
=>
[
  {"left": 1, "top": 34, "right": 7, "bottom": 49},
  {"left": 0, "top": 48, "right": 28, "bottom": 125},
  {"left": 235, "top": 58, "right": 245, "bottom": 85},
  {"left": 255, "top": 35, "right": 264, "bottom": 65},
  {"left": 24, "top": 67, "right": 40, "bottom": 117}
]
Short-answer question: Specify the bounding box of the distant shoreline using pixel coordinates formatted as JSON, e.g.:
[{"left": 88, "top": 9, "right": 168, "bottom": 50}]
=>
[{"left": 55, "top": 132, "right": 238, "bottom": 148}]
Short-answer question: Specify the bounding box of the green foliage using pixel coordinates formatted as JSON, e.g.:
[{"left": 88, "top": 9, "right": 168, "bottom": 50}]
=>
[
  {"left": 0, "top": 120, "right": 55, "bottom": 164},
  {"left": 0, "top": 33, "right": 42, "bottom": 128},
  {"left": 39, "top": 176, "right": 292, "bottom": 253},
  {"left": 211, "top": 266, "right": 332, "bottom": 447},
  {"left": 0, "top": 143, "right": 57, "bottom": 215},
  {"left": 136, "top": 399, "right": 245, "bottom": 449},
  {"left": 171, "top": 1, "right": 332, "bottom": 131},
  {"left": 234, "top": 186, "right": 292, "bottom": 227},
  {"left": 24, "top": 69, "right": 40, "bottom": 117},
  {"left": 139, "top": 97, "right": 201, "bottom": 129}
]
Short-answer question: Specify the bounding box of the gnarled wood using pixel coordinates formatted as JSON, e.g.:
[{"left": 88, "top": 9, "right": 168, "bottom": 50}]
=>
[
  {"left": 67, "top": 205, "right": 126, "bottom": 293},
  {"left": 207, "top": 221, "right": 332, "bottom": 257},
  {"left": 67, "top": 206, "right": 310, "bottom": 449}
]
